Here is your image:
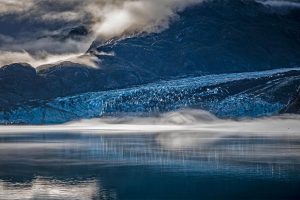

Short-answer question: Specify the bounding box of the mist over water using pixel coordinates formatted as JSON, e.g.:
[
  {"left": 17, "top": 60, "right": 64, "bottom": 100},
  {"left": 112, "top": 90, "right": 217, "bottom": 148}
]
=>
[
  {"left": 1, "top": 109, "right": 299, "bottom": 143},
  {"left": 1, "top": 110, "right": 300, "bottom": 199}
]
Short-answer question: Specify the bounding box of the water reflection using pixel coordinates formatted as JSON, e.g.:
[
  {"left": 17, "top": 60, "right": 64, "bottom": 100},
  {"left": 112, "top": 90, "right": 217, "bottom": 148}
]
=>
[
  {"left": 0, "top": 178, "right": 114, "bottom": 200},
  {"left": 1, "top": 132, "right": 299, "bottom": 172},
  {"left": 0, "top": 131, "right": 300, "bottom": 199}
]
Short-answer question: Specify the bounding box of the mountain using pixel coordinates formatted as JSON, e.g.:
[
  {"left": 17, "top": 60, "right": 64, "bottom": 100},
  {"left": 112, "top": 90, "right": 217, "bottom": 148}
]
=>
[
  {"left": 1, "top": 0, "right": 300, "bottom": 123},
  {"left": 91, "top": 0, "right": 300, "bottom": 76}
]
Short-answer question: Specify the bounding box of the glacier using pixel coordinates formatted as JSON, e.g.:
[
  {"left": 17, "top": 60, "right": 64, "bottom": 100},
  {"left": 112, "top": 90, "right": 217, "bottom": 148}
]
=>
[{"left": 1, "top": 67, "right": 299, "bottom": 124}]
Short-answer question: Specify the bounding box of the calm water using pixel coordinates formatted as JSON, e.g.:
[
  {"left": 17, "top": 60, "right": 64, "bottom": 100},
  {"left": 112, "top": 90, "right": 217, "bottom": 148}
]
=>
[{"left": 0, "top": 130, "right": 300, "bottom": 200}]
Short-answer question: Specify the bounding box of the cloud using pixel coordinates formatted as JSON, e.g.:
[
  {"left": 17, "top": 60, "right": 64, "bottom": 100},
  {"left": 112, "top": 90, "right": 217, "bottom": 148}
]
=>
[
  {"left": 0, "top": 0, "right": 203, "bottom": 67},
  {"left": 0, "top": 0, "right": 34, "bottom": 14},
  {"left": 1, "top": 109, "right": 299, "bottom": 141},
  {"left": 5, "top": 37, "right": 92, "bottom": 54},
  {"left": 86, "top": 0, "right": 203, "bottom": 39},
  {"left": 256, "top": 0, "right": 300, "bottom": 8},
  {"left": 0, "top": 0, "right": 203, "bottom": 39},
  {"left": 0, "top": 51, "right": 99, "bottom": 68}
]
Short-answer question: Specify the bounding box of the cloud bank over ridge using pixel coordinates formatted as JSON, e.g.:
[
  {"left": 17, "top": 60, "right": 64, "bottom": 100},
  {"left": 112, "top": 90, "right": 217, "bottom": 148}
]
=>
[{"left": 0, "top": 0, "right": 203, "bottom": 67}]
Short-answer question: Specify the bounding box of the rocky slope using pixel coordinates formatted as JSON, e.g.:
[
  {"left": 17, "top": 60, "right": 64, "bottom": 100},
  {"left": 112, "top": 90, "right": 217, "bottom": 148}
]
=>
[
  {"left": 1, "top": 0, "right": 300, "bottom": 118},
  {"left": 281, "top": 87, "right": 300, "bottom": 114}
]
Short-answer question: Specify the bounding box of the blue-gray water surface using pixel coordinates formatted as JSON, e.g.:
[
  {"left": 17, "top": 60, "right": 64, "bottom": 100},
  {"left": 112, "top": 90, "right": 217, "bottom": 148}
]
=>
[{"left": 0, "top": 125, "right": 300, "bottom": 200}]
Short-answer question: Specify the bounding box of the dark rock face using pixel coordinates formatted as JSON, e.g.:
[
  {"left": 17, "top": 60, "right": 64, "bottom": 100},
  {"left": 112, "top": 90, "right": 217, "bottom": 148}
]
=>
[
  {"left": 37, "top": 62, "right": 95, "bottom": 98},
  {"left": 281, "top": 87, "right": 300, "bottom": 114},
  {"left": 0, "top": 62, "right": 94, "bottom": 110},
  {"left": 68, "top": 25, "right": 89, "bottom": 38},
  {"left": 0, "top": 63, "right": 38, "bottom": 108},
  {"left": 0, "top": 63, "right": 36, "bottom": 77},
  {"left": 37, "top": 61, "right": 144, "bottom": 94},
  {"left": 0, "top": 61, "right": 145, "bottom": 111},
  {"left": 92, "top": 0, "right": 300, "bottom": 78}
]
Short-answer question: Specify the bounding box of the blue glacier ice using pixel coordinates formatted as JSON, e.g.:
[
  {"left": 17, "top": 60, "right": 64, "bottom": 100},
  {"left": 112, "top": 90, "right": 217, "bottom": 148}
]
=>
[{"left": 1, "top": 67, "right": 299, "bottom": 124}]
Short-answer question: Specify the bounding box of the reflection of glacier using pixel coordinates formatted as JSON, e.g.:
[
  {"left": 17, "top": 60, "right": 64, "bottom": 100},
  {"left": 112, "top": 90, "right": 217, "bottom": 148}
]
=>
[
  {"left": 1, "top": 129, "right": 300, "bottom": 199},
  {"left": 1, "top": 129, "right": 300, "bottom": 178},
  {"left": 1, "top": 68, "right": 300, "bottom": 124},
  {"left": 80, "top": 134, "right": 300, "bottom": 178}
]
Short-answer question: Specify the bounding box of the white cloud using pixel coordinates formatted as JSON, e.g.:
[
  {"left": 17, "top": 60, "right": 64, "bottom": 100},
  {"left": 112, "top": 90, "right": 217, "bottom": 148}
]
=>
[
  {"left": 256, "top": 0, "right": 300, "bottom": 8},
  {"left": 0, "top": 51, "right": 99, "bottom": 68},
  {"left": 0, "top": 0, "right": 203, "bottom": 67},
  {"left": 0, "top": 0, "right": 33, "bottom": 14},
  {"left": 87, "top": 0, "right": 203, "bottom": 39}
]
